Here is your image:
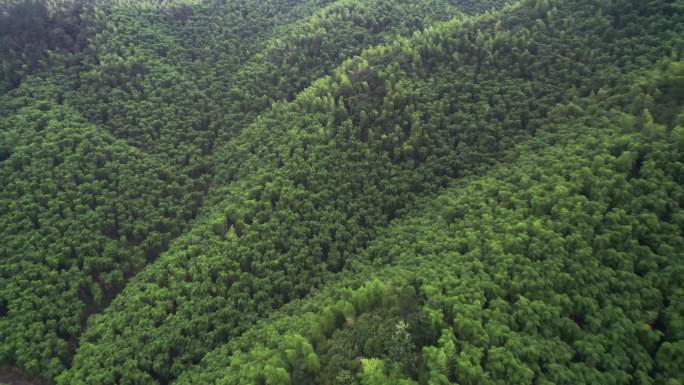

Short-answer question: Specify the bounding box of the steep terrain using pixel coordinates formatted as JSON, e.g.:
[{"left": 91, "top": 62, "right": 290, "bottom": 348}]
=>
[
  {"left": 172, "top": 60, "right": 684, "bottom": 385},
  {"left": 0, "top": 0, "right": 682, "bottom": 384}
]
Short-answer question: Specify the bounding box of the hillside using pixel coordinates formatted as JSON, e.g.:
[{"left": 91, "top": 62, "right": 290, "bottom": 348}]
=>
[
  {"left": 0, "top": 0, "right": 682, "bottom": 384},
  {"left": 175, "top": 62, "right": 684, "bottom": 385}
]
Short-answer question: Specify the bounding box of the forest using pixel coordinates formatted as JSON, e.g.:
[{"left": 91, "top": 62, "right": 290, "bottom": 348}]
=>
[{"left": 0, "top": 0, "right": 682, "bottom": 384}]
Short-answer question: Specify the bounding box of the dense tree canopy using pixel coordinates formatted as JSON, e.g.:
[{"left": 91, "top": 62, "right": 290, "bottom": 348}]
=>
[
  {"left": 176, "top": 62, "right": 684, "bottom": 385},
  {"left": 0, "top": 0, "right": 682, "bottom": 384},
  {"left": 1, "top": 0, "right": 504, "bottom": 380}
]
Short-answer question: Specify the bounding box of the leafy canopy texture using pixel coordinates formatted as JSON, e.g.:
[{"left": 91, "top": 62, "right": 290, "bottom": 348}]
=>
[{"left": 0, "top": 0, "right": 682, "bottom": 384}]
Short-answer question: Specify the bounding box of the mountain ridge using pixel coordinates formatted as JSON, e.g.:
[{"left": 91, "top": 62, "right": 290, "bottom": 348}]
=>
[{"left": 1, "top": 0, "right": 682, "bottom": 384}]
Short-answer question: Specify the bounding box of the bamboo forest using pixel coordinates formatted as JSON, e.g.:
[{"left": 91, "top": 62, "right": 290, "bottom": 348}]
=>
[{"left": 0, "top": 0, "right": 683, "bottom": 384}]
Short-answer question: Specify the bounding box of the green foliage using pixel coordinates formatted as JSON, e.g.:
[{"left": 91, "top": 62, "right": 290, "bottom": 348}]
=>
[
  {"left": 176, "top": 103, "right": 684, "bottom": 384},
  {"left": 0, "top": 101, "right": 200, "bottom": 378},
  {"left": 2, "top": 0, "right": 503, "bottom": 380},
  {"left": 69, "top": 0, "right": 682, "bottom": 384},
  {"left": 1, "top": 0, "right": 683, "bottom": 384}
]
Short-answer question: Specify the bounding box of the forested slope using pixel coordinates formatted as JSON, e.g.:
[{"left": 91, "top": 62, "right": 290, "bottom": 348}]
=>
[
  {"left": 1, "top": 0, "right": 509, "bottom": 382},
  {"left": 1, "top": 0, "right": 682, "bottom": 384},
  {"left": 60, "top": 0, "right": 682, "bottom": 384},
  {"left": 1, "top": 0, "right": 332, "bottom": 377},
  {"left": 171, "top": 58, "right": 684, "bottom": 385},
  {"left": 175, "top": 82, "right": 684, "bottom": 384},
  {"left": 0, "top": 101, "right": 205, "bottom": 378}
]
